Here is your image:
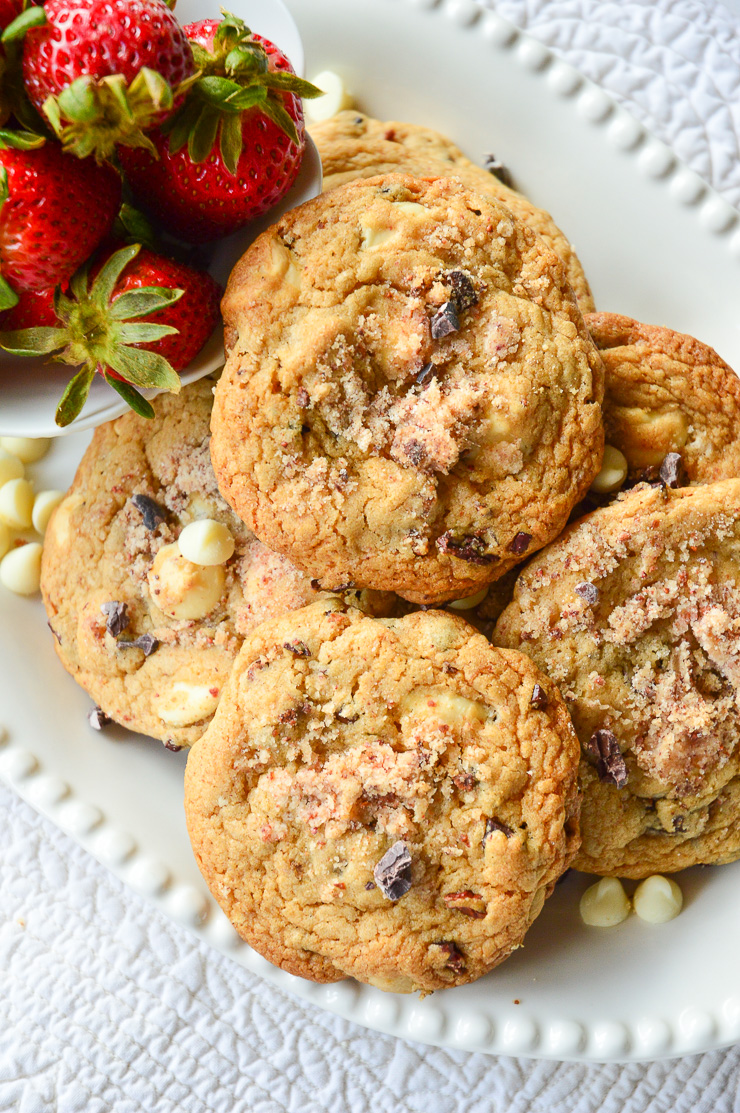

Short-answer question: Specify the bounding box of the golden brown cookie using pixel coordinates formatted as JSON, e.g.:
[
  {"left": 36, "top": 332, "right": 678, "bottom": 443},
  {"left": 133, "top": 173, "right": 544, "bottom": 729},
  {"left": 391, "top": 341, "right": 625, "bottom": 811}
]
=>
[
  {"left": 309, "top": 110, "right": 595, "bottom": 310},
  {"left": 494, "top": 479, "right": 740, "bottom": 877},
  {"left": 587, "top": 312, "right": 740, "bottom": 483},
  {"left": 41, "top": 380, "right": 397, "bottom": 747},
  {"left": 212, "top": 173, "right": 604, "bottom": 605},
  {"left": 185, "top": 602, "right": 580, "bottom": 992}
]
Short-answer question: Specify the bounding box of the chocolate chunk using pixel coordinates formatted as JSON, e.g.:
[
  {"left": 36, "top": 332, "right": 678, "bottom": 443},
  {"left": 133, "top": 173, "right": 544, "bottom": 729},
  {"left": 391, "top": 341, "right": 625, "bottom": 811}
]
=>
[
  {"left": 507, "top": 532, "right": 532, "bottom": 555},
  {"left": 430, "top": 300, "right": 460, "bottom": 339},
  {"left": 402, "top": 439, "right": 429, "bottom": 469},
  {"left": 100, "top": 600, "right": 130, "bottom": 637},
  {"left": 586, "top": 728, "right": 628, "bottom": 788},
  {"left": 283, "top": 640, "right": 311, "bottom": 657},
  {"left": 441, "top": 663, "right": 458, "bottom": 675},
  {"left": 453, "top": 772, "right": 477, "bottom": 792},
  {"left": 130, "top": 493, "right": 166, "bottom": 531},
  {"left": 47, "top": 621, "right": 62, "bottom": 645},
  {"left": 164, "top": 740, "right": 183, "bottom": 752},
  {"left": 442, "top": 270, "right": 478, "bottom": 312},
  {"left": 87, "top": 706, "right": 111, "bottom": 730},
  {"left": 296, "top": 386, "right": 310, "bottom": 409},
  {"left": 659, "top": 452, "right": 687, "bottom": 489},
  {"left": 365, "top": 881, "right": 376, "bottom": 890},
  {"left": 530, "top": 683, "right": 548, "bottom": 710},
  {"left": 672, "top": 815, "right": 686, "bottom": 833},
  {"left": 443, "top": 891, "right": 486, "bottom": 919},
  {"left": 415, "top": 362, "right": 435, "bottom": 388},
  {"left": 482, "top": 817, "right": 513, "bottom": 845},
  {"left": 117, "top": 633, "right": 159, "bottom": 657},
  {"left": 575, "top": 582, "right": 599, "bottom": 606},
  {"left": 437, "top": 531, "right": 499, "bottom": 565},
  {"left": 483, "top": 153, "right": 514, "bottom": 188},
  {"left": 373, "top": 840, "right": 412, "bottom": 901},
  {"left": 436, "top": 940, "right": 465, "bottom": 973}
]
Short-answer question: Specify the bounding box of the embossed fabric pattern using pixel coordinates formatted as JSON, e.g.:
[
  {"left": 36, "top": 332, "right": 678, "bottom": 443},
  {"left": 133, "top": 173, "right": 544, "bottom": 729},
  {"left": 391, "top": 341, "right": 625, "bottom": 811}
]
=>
[{"left": 2, "top": 1, "right": 740, "bottom": 1110}]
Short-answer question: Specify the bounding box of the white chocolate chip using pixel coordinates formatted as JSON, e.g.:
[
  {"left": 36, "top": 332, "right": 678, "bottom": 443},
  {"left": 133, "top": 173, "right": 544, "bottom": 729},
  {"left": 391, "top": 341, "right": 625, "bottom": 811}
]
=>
[
  {"left": 403, "top": 688, "right": 488, "bottom": 726},
  {"left": 0, "top": 436, "right": 51, "bottom": 463},
  {"left": 269, "top": 240, "right": 302, "bottom": 288},
  {"left": 360, "top": 221, "right": 394, "bottom": 249},
  {"left": 579, "top": 877, "right": 631, "bottom": 927},
  {"left": 147, "top": 542, "right": 225, "bottom": 620},
  {"left": 178, "top": 519, "right": 235, "bottom": 566},
  {"left": 32, "top": 489, "right": 64, "bottom": 535},
  {"left": 447, "top": 586, "right": 489, "bottom": 611},
  {"left": 0, "top": 477, "right": 35, "bottom": 530},
  {"left": 304, "top": 69, "right": 353, "bottom": 122},
  {"left": 0, "top": 541, "right": 42, "bottom": 595},
  {"left": 0, "top": 448, "right": 24, "bottom": 487},
  {"left": 590, "top": 445, "right": 628, "bottom": 495},
  {"left": 154, "top": 681, "right": 220, "bottom": 727},
  {"left": 633, "top": 875, "right": 683, "bottom": 923},
  {"left": 47, "top": 491, "right": 84, "bottom": 547},
  {"left": 0, "top": 521, "right": 9, "bottom": 561}
]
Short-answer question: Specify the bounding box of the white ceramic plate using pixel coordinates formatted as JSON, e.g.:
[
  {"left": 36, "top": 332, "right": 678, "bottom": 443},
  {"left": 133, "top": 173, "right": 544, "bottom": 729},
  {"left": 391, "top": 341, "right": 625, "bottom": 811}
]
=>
[
  {"left": 3, "top": 0, "right": 740, "bottom": 1065},
  {"left": 0, "top": 0, "right": 322, "bottom": 440}
]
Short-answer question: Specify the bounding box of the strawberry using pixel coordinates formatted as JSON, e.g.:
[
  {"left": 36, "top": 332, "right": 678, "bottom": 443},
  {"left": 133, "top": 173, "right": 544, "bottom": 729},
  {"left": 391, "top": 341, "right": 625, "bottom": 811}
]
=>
[
  {"left": 0, "top": 136, "right": 120, "bottom": 309},
  {"left": 0, "top": 243, "right": 222, "bottom": 425},
  {"left": 0, "top": 0, "right": 23, "bottom": 32},
  {"left": 0, "top": 282, "right": 57, "bottom": 328},
  {"left": 19, "top": 0, "right": 196, "bottom": 160},
  {"left": 118, "top": 14, "right": 321, "bottom": 242}
]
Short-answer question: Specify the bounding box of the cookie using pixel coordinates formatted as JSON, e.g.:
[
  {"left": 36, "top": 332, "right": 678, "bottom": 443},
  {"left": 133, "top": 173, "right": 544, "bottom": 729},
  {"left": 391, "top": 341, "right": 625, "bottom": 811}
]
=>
[
  {"left": 212, "top": 173, "right": 604, "bottom": 604},
  {"left": 586, "top": 311, "right": 740, "bottom": 483},
  {"left": 41, "top": 380, "right": 398, "bottom": 748},
  {"left": 494, "top": 479, "right": 740, "bottom": 877},
  {"left": 184, "top": 602, "right": 580, "bottom": 992},
  {"left": 309, "top": 110, "right": 595, "bottom": 311}
]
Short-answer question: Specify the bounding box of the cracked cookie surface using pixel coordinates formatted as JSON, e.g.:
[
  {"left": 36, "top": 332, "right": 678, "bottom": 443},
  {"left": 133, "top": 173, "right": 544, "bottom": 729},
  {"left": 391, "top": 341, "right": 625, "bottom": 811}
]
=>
[
  {"left": 309, "top": 110, "right": 595, "bottom": 311},
  {"left": 184, "top": 603, "right": 580, "bottom": 992},
  {"left": 212, "top": 174, "right": 604, "bottom": 604},
  {"left": 586, "top": 312, "right": 740, "bottom": 484},
  {"left": 494, "top": 479, "right": 740, "bottom": 876},
  {"left": 41, "top": 380, "right": 398, "bottom": 747}
]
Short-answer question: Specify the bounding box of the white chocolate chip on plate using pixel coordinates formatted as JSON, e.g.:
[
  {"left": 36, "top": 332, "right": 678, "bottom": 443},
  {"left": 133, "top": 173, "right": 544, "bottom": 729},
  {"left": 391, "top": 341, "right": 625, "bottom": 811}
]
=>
[
  {"left": 0, "top": 436, "right": 51, "bottom": 464},
  {"left": 579, "top": 877, "right": 631, "bottom": 927},
  {"left": 447, "top": 586, "right": 489, "bottom": 611},
  {"left": 178, "top": 519, "right": 235, "bottom": 566},
  {"left": 0, "top": 521, "right": 10, "bottom": 561},
  {"left": 0, "top": 448, "right": 25, "bottom": 487},
  {"left": 590, "top": 445, "right": 628, "bottom": 495},
  {"left": 32, "top": 490, "right": 65, "bottom": 535},
  {"left": 0, "top": 542, "right": 43, "bottom": 595},
  {"left": 0, "top": 477, "right": 35, "bottom": 530},
  {"left": 147, "top": 543, "right": 226, "bottom": 620},
  {"left": 304, "top": 69, "right": 353, "bottom": 122},
  {"left": 633, "top": 875, "right": 683, "bottom": 923}
]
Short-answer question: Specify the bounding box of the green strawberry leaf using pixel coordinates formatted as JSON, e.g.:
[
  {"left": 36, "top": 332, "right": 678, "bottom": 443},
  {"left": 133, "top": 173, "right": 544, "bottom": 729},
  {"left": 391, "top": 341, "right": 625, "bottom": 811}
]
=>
[
  {"left": 189, "top": 104, "right": 221, "bottom": 163},
  {"left": 117, "top": 321, "right": 179, "bottom": 343},
  {"left": 258, "top": 72, "right": 324, "bottom": 98},
  {"left": 57, "top": 77, "right": 100, "bottom": 124},
  {"left": 92, "top": 244, "right": 141, "bottom": 308},
  {"left": 190, "top": 43, "right": 213, "bottom": 70},
  {"left": 0, "top": 128, "right": 46, "bottom": 150},
  {"left": 55, "top": 367, "right": 95, "bottom": 428},
  {"left": 0, "top": 273, "right": 18, "bottom": 312},
  {"left": 260, "top": 96, "right": 299, "bottom": 146},
  {"left": 165, "top": 97, "right": 202, "bottom": 153},
  {"left": 109, "top": 286, "right": 183, "bottom": 321},
  {"left": 1, "top": 4, "right": 47, "bottom": 43},
  {"left": 68, "top": 263, "right": 90, "bottom": 304},
  {"left": 103, "top": 373, "right": 155, "bottom": 420},
  {"left": 219, "top": 85, "right": 266, "bottom": 113},
  {"left": 106, "top": 344, "right": 181, "bottom": 391},
  {"left": 196, "top": 75, "right": 245, "bottom": 107},
  {"left": 113, "top": 203, "right": 157, "bottom": 251},
  {"left": 0, "top": 326, "right": 66, "bottom": 355},
  {"left": 219, "top": 111, "right": 243, "bottom": 175}
]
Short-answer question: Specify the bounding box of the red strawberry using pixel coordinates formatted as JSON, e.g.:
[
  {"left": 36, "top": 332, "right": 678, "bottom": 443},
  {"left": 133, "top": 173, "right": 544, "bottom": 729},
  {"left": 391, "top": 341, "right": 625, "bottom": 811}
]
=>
[
  {"left": 118, "top": 14, "right": 321, "bottom": 242},
  {"left": 0, "top": 283, "right": 57, "bottom": 329},
  {"left": 21, "top": 0, "right": 196, "bottom": 160},
  {"left": 0, "top": 243, "right": 222, "bottom": 425},
  {"left": 0, "top": 139, "right": 121, "bottom": 303},
  {"left": 0, "top": 0, "right": 23, "bottom": 32}
]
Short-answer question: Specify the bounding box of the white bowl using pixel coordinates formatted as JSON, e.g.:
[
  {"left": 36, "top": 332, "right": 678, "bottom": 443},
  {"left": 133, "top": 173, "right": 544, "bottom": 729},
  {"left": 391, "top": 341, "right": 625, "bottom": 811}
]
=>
[{"left": 0, "top": 0, "right": 322, "bottom": 439}]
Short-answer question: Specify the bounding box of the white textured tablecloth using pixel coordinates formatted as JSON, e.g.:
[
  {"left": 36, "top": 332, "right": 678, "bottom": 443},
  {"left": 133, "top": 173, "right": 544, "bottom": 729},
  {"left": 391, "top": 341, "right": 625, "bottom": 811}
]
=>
[{"left": 4, "top": 2, "right": 740, "bottom": 1110}]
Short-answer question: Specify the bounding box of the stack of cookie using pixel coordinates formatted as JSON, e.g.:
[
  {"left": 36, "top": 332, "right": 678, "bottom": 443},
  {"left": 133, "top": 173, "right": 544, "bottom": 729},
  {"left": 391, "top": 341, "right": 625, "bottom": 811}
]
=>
[{"left": 40, "top": 110, "right": 740, "bottom": 995}]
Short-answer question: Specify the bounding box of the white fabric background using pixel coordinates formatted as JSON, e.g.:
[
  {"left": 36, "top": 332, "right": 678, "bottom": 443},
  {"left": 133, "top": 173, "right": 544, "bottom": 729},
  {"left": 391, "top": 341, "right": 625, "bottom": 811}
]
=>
[{"left": 3, "top": 1, "right": 740, "bottom": 1109}]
